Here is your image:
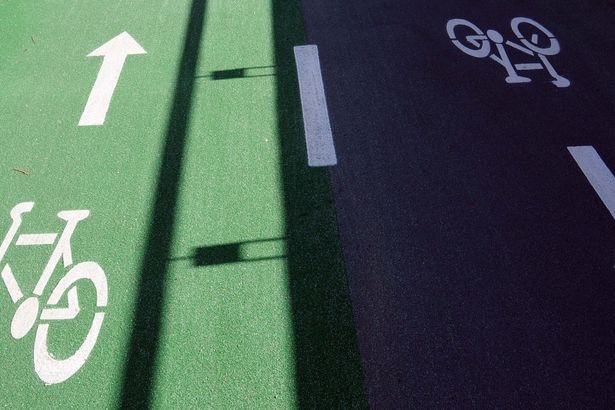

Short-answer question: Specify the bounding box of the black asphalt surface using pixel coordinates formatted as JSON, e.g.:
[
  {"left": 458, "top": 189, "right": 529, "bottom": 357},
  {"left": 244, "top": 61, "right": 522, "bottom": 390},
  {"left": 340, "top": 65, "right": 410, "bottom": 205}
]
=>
[{"left": 300, "top": 0, "right": 615, "bottom": 407}]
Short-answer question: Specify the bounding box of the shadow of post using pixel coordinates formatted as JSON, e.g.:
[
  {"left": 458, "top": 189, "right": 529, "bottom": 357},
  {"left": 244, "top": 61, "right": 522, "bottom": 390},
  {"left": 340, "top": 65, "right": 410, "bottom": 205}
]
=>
[
  {"left": 272, "top": 0, "right": 369, "bottom": 407},
  {"left": 119, "top": 0, "right": 207, "bottom": 407}
]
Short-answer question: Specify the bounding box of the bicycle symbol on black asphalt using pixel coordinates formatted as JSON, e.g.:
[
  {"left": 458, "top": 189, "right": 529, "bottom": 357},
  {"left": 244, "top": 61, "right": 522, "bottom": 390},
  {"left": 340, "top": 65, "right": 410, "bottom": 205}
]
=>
[{"left": 447, "top": 17, "right": 570, "bottom": 88}]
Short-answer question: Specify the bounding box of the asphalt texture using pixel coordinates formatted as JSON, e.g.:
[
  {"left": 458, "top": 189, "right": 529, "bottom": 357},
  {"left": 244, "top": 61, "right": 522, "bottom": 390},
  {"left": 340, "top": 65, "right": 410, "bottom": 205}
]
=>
[{"left": 301, "top": 0, "right": 615, "bottom": 407}]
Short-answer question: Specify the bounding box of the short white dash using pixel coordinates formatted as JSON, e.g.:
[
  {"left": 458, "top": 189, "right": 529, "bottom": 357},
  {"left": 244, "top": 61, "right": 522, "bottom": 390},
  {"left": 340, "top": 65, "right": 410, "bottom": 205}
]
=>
[
  {"left": 568, "top": 145, "right": 615, "bottom": 220},
  {"left": 294, "top": 45, "right": 337, "bottom": 167}
]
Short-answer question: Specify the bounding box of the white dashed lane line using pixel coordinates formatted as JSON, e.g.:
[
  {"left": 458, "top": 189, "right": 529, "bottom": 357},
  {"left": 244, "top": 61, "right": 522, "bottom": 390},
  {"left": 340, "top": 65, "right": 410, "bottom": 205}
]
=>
[
  {"left": 294, "top": 45, "right": 337, "bottom": 167},
  {"left": 569, "top": 145, "right": 615, "bottom": 221}
]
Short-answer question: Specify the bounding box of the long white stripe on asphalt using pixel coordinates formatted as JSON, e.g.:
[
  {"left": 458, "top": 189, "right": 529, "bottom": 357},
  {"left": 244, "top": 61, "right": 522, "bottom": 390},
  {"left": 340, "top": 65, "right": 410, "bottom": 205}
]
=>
[
  {"left": 293, "top": 45, "right": 337, "bottom": 167},
  {"left": 569, "top": 145, "right": 615, "bottom": 220}
]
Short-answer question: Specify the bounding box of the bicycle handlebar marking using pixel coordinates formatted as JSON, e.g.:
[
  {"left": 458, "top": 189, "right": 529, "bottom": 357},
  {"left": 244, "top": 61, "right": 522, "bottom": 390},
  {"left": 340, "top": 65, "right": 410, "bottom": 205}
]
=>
[
  {"left": 447, "top": 17, "right": 570, "bottom": 88},
  {"left": 0, "top": 202, "right": 108, "bottom": 385}
]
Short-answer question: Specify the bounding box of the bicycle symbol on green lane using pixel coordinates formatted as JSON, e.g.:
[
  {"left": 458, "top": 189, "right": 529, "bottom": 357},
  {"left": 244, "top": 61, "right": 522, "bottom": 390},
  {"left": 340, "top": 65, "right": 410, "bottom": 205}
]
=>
[{"left": 0, "top": 203, "right": 108, "bottom": 385}]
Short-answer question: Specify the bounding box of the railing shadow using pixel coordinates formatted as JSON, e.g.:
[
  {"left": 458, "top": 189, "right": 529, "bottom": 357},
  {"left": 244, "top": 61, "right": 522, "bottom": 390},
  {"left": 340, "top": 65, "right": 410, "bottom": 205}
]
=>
[
  {"left": 170, "top": 238, "right": 287, "bottom": 266},
  {"left": 118, "top": 0, "right": 207, "bottom": 407},
  {"left": 195, "top": 65, "right": 277, "bottom": 80},
  {"left": 272, "top": 0, "right": 369, "bottom": 407}
]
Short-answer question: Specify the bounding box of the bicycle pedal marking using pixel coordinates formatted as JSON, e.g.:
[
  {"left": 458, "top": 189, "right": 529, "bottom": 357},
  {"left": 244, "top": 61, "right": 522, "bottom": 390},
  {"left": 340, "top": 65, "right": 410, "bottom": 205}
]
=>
[
  {"left": 0, "top": 202, "right": 108, "bottom": 385},
  {"left": 447, "top": 17, "right": 571, "bottom": 88}
]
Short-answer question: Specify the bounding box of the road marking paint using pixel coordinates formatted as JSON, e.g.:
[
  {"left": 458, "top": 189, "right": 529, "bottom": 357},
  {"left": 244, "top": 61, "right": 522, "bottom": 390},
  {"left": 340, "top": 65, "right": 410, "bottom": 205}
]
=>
[
  {"left": 568, "top": 146, "right": 615, "bottom": 220},
  {"left": 79, "top": 32, "right": 147, "bottom": 126},
  {"left": 1, "top": 265, "right": 23, "bottom": 303},
  {"left": 16, "top": 233, "right": 57, "bottom": 246},
  {"left": 35, "top": 312, "right": 105, "bottom": 385},
  {"left": 515, "top": 63, "right": 543, "bottom": 70},
  {"left": 447, "top": 17, "right": 570, "bottom": 87},
  {"left": 293, "top": 45, "right": 337, "bottom": 167},
  {"left": 40, "top": 287, "right": 80, "bottom": 320}
]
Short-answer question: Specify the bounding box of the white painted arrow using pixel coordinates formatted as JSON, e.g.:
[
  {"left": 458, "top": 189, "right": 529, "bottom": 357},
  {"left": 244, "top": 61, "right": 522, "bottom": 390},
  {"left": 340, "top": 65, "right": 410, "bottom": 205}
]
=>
[{"left": 78, "top": 32, "right": 147, "bottom": 126}]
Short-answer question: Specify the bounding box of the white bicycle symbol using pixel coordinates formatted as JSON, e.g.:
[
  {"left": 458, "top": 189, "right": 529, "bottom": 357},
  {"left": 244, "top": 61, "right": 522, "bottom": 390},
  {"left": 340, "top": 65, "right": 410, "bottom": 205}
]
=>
[
  {"left": 0, "top": 202, "right": 108, "bottom": 385},
  {"left": 447, "top": 17, "right": 570, "bottom": 88}
]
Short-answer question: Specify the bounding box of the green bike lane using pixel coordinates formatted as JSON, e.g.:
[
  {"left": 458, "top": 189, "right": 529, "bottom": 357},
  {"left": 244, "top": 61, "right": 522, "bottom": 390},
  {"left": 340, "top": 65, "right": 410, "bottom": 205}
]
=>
[{"left": 0, "top": 0, "right": 366, "bottom": 408}]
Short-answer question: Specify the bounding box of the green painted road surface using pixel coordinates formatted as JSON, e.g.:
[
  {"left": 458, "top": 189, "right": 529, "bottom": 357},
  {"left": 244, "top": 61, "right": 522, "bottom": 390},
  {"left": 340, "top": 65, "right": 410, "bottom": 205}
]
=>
[{"left": 0, "top": 0, "right": 366, "bottom": 407}]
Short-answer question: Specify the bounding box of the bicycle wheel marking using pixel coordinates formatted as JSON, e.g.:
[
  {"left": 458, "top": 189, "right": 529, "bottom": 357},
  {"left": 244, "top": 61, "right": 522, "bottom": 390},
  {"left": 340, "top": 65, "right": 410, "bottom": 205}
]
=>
[
  {"left": 446, "top": 17, "right": 570, "bottom": 88},
  {"left": 0, "top": 203, "right": 108, "bottom": 385}
]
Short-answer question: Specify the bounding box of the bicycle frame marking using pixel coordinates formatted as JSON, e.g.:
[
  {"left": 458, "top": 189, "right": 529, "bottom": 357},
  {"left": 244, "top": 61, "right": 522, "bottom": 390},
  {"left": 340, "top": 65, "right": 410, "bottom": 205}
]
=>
[
  {"left": 447, "top": 17, "right": 570, "bottom": 88},
  {"left": 0, "top": 202, "right": 108, "bottom": 385},
  {"left": 16, "top": 234, "right": 57, "bottom": 246},
  {"left": 2, "top": 265, "right": 23, "bottom": 303}
]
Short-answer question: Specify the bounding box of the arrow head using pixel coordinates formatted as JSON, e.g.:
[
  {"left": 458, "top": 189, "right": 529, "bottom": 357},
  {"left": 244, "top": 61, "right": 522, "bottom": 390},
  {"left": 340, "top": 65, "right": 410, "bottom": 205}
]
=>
[{"left": 87, "top": 32, "right": 147, "bottom": 57}]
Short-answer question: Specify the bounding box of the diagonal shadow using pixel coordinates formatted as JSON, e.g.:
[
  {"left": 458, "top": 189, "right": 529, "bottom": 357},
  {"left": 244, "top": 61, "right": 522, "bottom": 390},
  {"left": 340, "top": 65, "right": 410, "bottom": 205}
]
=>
[
  {"left": 119, "top": 0, "right": 207, "bottom": 407},
  {"left": 272, "top": 0, "right": 369, "bottom": 407}
]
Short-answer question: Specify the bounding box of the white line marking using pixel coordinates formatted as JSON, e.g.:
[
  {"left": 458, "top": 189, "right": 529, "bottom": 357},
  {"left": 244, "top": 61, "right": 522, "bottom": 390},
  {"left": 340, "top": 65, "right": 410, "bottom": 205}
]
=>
[
  {"left": 2, "top": 265, "right": 23, "bottom": 303},
  {"left": 79, "top": 32, "right": 147, "bottom": 126},
  {"left": 16, "top": 233, "right": 57, "bottom": 246},
  {"left": 293, "top": 45, "right": 337, "bottom": 167},
  {"left": 568, "top": 146, "right": 615, "bottom": 220}
]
